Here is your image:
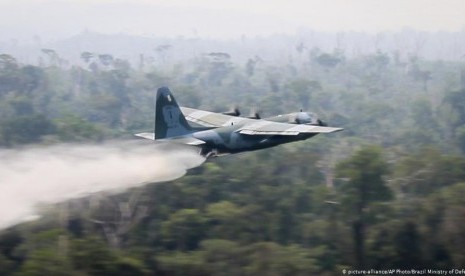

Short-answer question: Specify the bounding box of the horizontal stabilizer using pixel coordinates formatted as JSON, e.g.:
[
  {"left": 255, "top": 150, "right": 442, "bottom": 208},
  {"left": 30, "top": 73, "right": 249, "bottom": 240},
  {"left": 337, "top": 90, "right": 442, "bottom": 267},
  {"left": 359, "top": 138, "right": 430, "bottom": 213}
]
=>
[
  {"left": 135, "top": 132, "right": 155, "bottom": 140},
  {"left": 171, "top": 136, "right": 206, "bottom": 145},
  {"left": 135, "top": 132, "right": 205, "bottom": 146}
]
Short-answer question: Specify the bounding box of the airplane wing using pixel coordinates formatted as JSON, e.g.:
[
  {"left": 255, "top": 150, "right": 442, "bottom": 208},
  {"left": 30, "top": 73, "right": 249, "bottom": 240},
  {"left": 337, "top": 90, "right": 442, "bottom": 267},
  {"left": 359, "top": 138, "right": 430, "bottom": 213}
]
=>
[
  {"left": 181, "top": 107, "right": 251, "bottom": 127},
  {"left": 134, "top": 132, "right": 205, "bottom": 145},
  {"left": 236, "top": 121, "right": 343, "bottom": 136},
  {"left": 181, "top": 107, "right": 343, "bottom": 135},
  {"left": 135, "top": 132, "right": 155, "bottom": 140}
]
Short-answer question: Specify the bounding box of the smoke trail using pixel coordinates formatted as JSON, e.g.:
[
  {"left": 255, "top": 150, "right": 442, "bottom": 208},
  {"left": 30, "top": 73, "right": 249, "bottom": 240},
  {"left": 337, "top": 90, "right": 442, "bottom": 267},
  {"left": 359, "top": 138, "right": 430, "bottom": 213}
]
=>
[{"left": 0, "top": 140, "right": 205, "bottom": 229}]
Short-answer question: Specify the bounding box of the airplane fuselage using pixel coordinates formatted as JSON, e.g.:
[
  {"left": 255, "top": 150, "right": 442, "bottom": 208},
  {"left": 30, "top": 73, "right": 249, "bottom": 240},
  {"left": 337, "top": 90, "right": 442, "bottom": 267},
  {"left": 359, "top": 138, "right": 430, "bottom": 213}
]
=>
[{"left": 191, "top": 122, "right": 317, "bottom": 155}]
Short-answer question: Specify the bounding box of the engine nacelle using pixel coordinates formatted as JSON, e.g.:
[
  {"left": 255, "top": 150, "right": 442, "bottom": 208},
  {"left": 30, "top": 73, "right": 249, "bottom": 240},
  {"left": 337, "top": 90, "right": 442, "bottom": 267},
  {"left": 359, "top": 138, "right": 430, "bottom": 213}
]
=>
[
  {"left": 294, "top": 112, "right": 312, "bottom": 124},
  {"left": 294, "top": 112, "right": 327, "bottom": 126}
]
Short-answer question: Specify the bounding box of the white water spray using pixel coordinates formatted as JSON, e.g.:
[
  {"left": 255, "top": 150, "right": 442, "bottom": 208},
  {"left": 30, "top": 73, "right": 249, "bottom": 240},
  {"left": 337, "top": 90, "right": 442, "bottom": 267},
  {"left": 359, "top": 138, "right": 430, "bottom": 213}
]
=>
[{"left": 0, "top": 141, "right": 205, "bottom": 229}]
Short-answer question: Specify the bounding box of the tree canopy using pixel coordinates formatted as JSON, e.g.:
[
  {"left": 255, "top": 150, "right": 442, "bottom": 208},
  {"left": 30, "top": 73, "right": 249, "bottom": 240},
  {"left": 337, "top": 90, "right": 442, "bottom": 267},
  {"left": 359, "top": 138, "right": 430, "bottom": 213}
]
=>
[{"left": 1, "top": 40, "right": 465, "bottom": 274}]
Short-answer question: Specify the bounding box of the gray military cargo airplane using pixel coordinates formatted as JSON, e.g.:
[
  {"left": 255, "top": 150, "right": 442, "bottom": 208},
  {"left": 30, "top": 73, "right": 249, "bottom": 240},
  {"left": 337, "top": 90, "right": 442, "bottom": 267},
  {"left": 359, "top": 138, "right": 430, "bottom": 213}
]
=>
[{"left": 136, "top": 87, "right": 342, "bottom": 157}]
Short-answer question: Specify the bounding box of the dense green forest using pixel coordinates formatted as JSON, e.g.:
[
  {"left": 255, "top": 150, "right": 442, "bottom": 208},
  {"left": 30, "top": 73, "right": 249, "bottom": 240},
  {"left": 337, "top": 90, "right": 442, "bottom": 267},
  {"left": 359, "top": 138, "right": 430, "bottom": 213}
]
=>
[{"left": 1, "top": 42, "right": 465, "bottom": 275}]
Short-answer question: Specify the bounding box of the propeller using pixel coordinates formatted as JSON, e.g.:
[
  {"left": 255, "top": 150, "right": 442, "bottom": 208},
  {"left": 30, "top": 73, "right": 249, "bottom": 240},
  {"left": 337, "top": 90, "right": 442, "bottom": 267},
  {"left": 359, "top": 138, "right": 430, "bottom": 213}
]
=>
[
  {"left": 222, "top": 107, "right": 241, "bottom": 116},
  {"left": 246, "top": 107, "right": 261, "bottom": 119}
]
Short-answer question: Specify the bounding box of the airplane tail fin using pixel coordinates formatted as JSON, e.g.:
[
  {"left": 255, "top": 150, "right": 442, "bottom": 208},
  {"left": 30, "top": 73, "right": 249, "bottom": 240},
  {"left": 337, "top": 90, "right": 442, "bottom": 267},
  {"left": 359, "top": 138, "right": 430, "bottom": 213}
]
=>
[{"left": 155, "top": 87, "right": 192, "bottom": 139}]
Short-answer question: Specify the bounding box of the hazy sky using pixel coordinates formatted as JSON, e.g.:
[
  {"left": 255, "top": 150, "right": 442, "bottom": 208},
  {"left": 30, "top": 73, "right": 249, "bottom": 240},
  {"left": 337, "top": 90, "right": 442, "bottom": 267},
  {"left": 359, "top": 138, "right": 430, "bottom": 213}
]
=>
[{"left": 1, "top": 0, "right": 464, "bottom": 41}]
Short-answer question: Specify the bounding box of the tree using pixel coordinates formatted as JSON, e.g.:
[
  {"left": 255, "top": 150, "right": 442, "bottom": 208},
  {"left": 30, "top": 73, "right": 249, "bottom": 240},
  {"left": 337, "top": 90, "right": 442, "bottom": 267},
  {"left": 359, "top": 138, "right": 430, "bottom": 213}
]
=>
[
  {"left": 0, "top": 114, "right": 56, "bottom": 146},
  {"left": 336, "top": 145, "right": 392, "bottom": 269},
  {"left": 285, "top": 79, "right": 321, "bottom": 110},
  {"left": 0, "top": 253, "right": 14, "bottom": 275},
  {"left": 244, "top": 242, "right": 319, "bottom": 275},
  {"left": 156, "top": 251, "right": 207, "bottom": 276},
  {"left": 205, "top": 52, "right": 233, "bottom": 86},
  {"left": 392, "top": 222, "right": 423, "bottom": 268},
  {"left": 54, "top": 115, "right": 103, "bottom": 142},
  {"left": 19, "top": 66, "right": 45, "bottom": 95},
  {"left": 206, "top": 201, "right": 243, "bottom": 240},
  {"left": 440, "top": 89, "right": 465, "bottom": 153},
  {"left": 0, "top": 54, "right": 18, "bottom": 70},
  {"left": 393, "top": 147, "right": 465, "bottom": 196},
  {"left": 314, "top": 52, "right": 343, "bottom": 69},
  {"left": 70, "top": 236, "right": 119, "bottom": 275},
  {"left": 98, "top": 54, "right": 114, "bottom": 67},
  {"left": 200, "top": 239, "right": 242, "bottom": 276},
  {"left": 19, "top": 248, "right": 73, "bottom": 276},
  {"left": 0, "top": 54, "right": 20, "bottom": 95},
  {"left": 435, "top": 183, "right": 465, "bottom": 266},
  {"left": 41, "top": 48, "right": 60, "bottom": 67},
  {"left": 161, "top": 209, "right": 207, "bottom": 251},
  {"left": 80, "top": 52, "right": 93, "bottom": 64}
]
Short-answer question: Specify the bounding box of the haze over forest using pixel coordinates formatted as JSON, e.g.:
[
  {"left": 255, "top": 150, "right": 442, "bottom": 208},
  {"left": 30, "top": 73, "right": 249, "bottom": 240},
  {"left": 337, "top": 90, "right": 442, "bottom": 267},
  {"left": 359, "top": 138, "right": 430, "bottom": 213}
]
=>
[{"left": 1, "top": 0, "right": 465, "bottom": 65}]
